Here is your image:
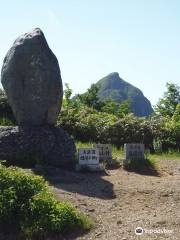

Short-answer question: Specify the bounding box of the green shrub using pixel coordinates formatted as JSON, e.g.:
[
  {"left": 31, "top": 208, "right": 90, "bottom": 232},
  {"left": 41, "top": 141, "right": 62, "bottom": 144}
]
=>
[
  {"left": 58, "top": 105, "right": 117, "bottom": 142},
  {"left": 106, "top": 114, "right": 154, "bottom": 149},
  {"left": 0, "top": 165, "right": 91, "bottom": 238},
  {"left": 24, "top": 192, "right": 86, "bottom": 237}
]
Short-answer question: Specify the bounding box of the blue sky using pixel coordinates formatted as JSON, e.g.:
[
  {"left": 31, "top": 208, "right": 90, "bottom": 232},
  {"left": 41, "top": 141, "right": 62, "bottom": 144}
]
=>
[{"left": 0, "top": 0, "right": 180, "bottom": 105}]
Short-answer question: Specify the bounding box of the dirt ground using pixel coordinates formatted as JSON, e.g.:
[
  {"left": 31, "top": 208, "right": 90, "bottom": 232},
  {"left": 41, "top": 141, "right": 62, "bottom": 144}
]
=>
[{"left": 48, "top": 158, "right": 180, "bottom": 240}]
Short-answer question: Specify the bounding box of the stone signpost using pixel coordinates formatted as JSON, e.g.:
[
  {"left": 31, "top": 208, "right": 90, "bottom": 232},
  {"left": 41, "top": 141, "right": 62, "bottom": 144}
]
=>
[
  {"left": 124, "top": 143, "right": 145, "bottom": 166},
  {"left": 93, "top": 144, "right": 113, "bottom": 165},
  {"left": 77, "top": 148, "right": 104, "bottom": 171},
  {"left": 79, "top": 148, "right": 99, "bottom": 165}
]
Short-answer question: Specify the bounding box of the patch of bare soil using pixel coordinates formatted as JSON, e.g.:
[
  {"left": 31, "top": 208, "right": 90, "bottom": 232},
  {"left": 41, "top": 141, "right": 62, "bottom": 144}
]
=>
[{"left": 48, "top": 158, "right": 180, "bottom": 240}]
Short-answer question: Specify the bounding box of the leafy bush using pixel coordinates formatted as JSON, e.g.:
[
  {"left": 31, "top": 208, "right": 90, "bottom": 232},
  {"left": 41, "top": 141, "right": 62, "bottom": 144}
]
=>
[
  {"left": 58, "top": 102, "right": 118, "bottom": 142},
  {"left": 59, "top": 101, "right": 180, "bottom": 151},
  {"left": 107, "top": 114, "right": 153, "bottom": 148},
  {"left": 0, "top": 165, "right": 91, "bottom": 238},
  {"left": 150, "top": 115, "right": 180, "bottom": 151}
]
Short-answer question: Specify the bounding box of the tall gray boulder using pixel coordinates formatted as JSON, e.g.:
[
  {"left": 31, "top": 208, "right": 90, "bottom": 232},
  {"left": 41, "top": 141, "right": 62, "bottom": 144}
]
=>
[
  {"left": 0, "top": 29, "right": 76, "bottom": 168},
  {"left": 1, "top": 28, "right": 63, "bottom": 126}
]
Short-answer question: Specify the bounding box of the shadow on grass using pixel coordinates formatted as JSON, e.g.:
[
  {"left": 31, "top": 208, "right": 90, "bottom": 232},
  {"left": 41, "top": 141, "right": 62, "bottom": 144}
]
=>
[
  {"left": 124, "top": 158, "right": 161, "bottom": 177},
  {"left": 33, "top": 167, "right": 116, "bottom": 200}
]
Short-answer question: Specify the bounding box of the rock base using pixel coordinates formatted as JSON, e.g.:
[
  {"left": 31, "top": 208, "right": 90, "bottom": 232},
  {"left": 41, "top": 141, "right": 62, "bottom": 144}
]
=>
[{"left": 0, "top": 126, "right": 76, "bottom": 168}]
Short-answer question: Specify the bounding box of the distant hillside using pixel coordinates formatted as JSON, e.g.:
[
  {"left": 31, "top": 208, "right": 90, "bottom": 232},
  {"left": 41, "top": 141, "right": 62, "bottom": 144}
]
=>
[{"left": 96, "top": 72, "right": 153, "bottom": 117}]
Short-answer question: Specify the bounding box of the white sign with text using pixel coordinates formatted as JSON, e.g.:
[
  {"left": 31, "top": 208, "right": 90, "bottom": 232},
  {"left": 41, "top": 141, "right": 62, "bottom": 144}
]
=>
[
  {"left": 124, "top": 143, "right": 144, "bottom": 163},
  {"left": 78, "top": 148, "right": 99, "bottom": 165},
  {"left": 93, "top": 144, "right": 112, "bottom": 161}
]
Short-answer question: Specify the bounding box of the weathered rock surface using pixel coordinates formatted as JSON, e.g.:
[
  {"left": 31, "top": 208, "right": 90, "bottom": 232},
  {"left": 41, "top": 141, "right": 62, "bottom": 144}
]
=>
[
  {"left": 1, "top": 28, "right": 63, "bottom": 126},
  {"left": 0, "top": 126, "right": 76, "bottom": 168}
]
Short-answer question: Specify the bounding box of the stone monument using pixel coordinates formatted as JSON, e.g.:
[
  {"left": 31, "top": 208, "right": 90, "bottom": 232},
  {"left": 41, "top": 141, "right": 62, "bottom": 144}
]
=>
[
  {"left": 93, "top": 143, "right": 113, "bottom": 165},
  {"left": 123, "top": 143, "right": 145, "bottom": 166},
  {"left": 76, "top": 148, "right": 104, "bottom": 172},
  {"left": 0, "top": 28, "right": 76, "bottom": 168}
]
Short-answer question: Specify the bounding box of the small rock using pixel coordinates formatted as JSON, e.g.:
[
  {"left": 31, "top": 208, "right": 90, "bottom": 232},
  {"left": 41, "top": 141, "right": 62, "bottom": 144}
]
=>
[
  {"left": 95, "top": 232, "right": 102, "bottom": 237},
  {"left": 88, "top": 208, "right": 95, "bottom": 212},
  {"left": 157, "top": 220, "right": 166, "bottom": 225},
  {"left": 80, "top": 203, "right": 87, "bottom": 206},
  {"left": 117, "top": 220, "right": 122, "bottom": 224},
  {"left": 162, "top": 192, "right": 169, "bottom": 197}
]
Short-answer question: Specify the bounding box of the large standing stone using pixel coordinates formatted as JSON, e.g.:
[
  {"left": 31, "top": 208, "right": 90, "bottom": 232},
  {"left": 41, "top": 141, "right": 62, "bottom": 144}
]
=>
[
  {"left": 1, "top": 28, "right": 63, "bottom": 126},
  {"left": 0, "top": 29, "right": 76, "bottom": 168}
]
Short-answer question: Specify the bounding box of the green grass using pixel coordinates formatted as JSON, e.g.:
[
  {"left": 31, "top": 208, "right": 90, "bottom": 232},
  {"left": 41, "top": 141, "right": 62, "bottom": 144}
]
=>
[
  {"left": 147, "top": 156, "right": 158, "bottom": 168},
  {"left": 150, "top": 151, "right": 180, "bottom": 160},
  {"left": 76, "top": 141, "right": 95, "bottom": 149},
  {"left": 112, "top": 145, "right": 124, "bottom": 159}
]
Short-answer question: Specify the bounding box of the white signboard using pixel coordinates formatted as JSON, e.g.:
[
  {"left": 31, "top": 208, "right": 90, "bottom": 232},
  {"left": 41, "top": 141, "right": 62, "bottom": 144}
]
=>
[
  {"left": 93, "top": 144, "right": 112, "bottom": 161},
  {"left": 124, "top": 143, "right": 144, "bottom": 164},
  {"left": 78, "top": 148, "right": 99, "bottom": 165}
]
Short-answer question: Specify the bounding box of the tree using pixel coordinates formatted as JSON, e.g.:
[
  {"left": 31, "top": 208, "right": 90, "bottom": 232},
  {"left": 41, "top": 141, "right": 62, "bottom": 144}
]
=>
[
  {"left": 77, "top": 84, "right": 103, "bottom": 110},
  {"left": 63, "top": 83, "right": 72, "bottom": 107},
  {"left": 155, "top": 83, "right": 180, "bottom": 117},
  {"left": 101, "top": 98, "right": 119, "bottom": 114},
  {"left": 117, "top": 100, "right": 131, "bottom": 118},
  {"left": 172, "top": 104, "right": 180, "bottom": 122}
]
